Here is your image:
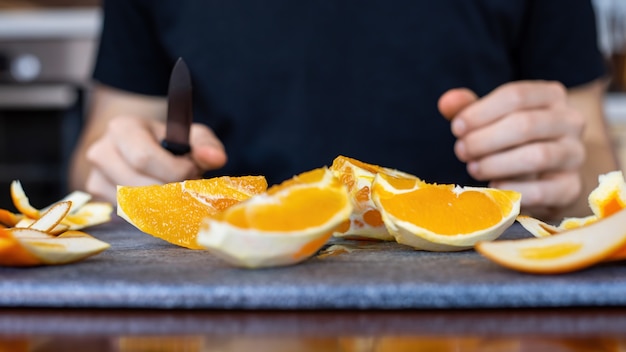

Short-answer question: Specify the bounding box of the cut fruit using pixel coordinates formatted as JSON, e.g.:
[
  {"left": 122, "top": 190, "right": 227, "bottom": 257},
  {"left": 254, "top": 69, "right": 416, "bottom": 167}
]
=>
[
  {"left": 330, "top": 155, "right": 422, "bottom": 241},
  {"left": 196, "top": 167, "right": 352, "bottom": 268},
  {"left": 117, "top": 176, "right": 268, "bottom": 249},
  {"left": 0, "top": 227, "right": 110, "bottom": 267},
  {"left": 372, "top": 173, "right": 521, "bottom": 251},
  {"left": 588, "top": 170, "right": 626, "bottom": 218},
  {"left": 476, "top": 208, "right": 626, "bottom": 274}
]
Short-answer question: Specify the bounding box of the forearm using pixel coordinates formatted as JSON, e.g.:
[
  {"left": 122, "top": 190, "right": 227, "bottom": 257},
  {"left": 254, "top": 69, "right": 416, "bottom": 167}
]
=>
[
  {"left": 67, "top": 84, "right": 167, "bottom": 193},
  {"left": 559, "top": 79, "right": 619, "bottom": 218}
]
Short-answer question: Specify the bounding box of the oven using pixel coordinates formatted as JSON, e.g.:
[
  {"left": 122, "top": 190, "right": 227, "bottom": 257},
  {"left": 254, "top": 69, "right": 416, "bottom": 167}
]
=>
[{"left": 0, "top": 0, "right": 100, "bottom": 210}]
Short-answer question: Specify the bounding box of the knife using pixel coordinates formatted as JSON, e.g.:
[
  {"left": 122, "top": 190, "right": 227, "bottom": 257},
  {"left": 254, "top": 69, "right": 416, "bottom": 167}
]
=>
[{"left": 161, "top": 57, "right": 193, "bottom": 155}]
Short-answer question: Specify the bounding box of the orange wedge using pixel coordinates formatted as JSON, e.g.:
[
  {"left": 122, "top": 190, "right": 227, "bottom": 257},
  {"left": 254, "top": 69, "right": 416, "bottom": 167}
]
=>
[
  {"left": 117, "top": 176, "right": 267, "bottom": 249},
  {"left": 372, "top": 173, "right": 521, "bottom": 251},
  {"left": 196, "top": 167, "right": 352, "bottom": 268},
  {"left": 476, "top": 208, "right": 626, "bottom": 274},
  {"left": 330, "top": 155, "right": 422, "bottom": 241}
]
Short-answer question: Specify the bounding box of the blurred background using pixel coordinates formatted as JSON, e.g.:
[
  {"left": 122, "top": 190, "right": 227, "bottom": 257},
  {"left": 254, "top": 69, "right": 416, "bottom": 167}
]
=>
[
  {"left": 0, "top": 0, "right": 625, "bottom": 211},
  {"left": 0, "top": 0, "right": 99, "bottom": 210}
]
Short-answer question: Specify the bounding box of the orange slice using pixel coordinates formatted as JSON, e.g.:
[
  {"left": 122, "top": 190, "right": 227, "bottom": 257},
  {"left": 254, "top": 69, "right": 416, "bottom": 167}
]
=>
[
  {"left": 476, "top": 208, "right": 626, "bottom": 274},
  {"left": 372, "top": 173, "right": 521, "bottom": 251},
  {"left": 330, "top": 155, "right": 422, "bottom": 241},
  {"left": 196, "top": 167, "right": 352, "bottom": 268},
  {"left": 116, "top": 176, "right": 268, "bottom": 249}
]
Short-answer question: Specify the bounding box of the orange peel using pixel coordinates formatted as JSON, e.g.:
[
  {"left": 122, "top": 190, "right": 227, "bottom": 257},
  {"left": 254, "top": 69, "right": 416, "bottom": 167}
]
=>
[{"left": 477, "top": 208, "right": 626, "bottom": 274}]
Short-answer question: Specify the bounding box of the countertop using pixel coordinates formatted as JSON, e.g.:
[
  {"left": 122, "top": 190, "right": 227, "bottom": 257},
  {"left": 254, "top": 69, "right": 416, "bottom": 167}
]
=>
[{"left": 1, "top": 218, "right": 625, "bottom": 310}]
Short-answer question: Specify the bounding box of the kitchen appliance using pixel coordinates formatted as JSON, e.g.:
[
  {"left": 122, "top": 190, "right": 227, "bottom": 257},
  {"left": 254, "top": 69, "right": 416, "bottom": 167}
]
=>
[{"left": 0, "top": 2, "right": 100, "bottom": 210}]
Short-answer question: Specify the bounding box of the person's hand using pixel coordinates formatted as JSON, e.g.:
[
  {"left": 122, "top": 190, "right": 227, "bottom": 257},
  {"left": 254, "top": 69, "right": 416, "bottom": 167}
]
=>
[
  {"left": 84, "top": 115, "right": 227, "bottom": 203},
  {"left": 438, "top": 81, "right": 586, "bottom": 219}
]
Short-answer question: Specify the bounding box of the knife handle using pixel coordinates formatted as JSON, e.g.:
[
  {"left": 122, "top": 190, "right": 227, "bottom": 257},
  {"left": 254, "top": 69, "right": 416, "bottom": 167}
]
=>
[{"left": 161, "top": 140, "right": 191, "bottom": 156}]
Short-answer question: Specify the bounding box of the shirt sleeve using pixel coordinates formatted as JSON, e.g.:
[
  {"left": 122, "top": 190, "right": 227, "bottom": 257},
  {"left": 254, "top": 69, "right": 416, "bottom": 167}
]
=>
[
  {"left": 92, "top": 0, "right": 172, "bottom": 96},
  {"left": 518, "top": 0, "right": 608, "bottom": 88}
]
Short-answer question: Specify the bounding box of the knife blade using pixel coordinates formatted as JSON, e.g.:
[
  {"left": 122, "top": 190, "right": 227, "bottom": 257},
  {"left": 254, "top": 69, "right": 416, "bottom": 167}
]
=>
[{"left": 161, "top": 57, "right": 193, "bottom": 155}]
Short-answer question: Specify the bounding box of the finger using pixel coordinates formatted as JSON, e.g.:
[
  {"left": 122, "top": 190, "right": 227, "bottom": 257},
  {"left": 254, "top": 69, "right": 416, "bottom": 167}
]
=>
[
  {"left": 490, "top": 171, "right": 582, "bottom": 210},
  {"left": 466, "top": 138, "right": 584, "bottom": 181},
  {"left": 108, "top": 117, "right": 200, "bottom": 182},
  {"left": 85, "top": 169, "right": 118, "bottom": 203},
  {"left": 455, "top": 107, "right": 584, "bottom": 161},
  {"left": 455, "top": 81, "right": 567, "bottom": 135},
  {"left": 86, "top": 134, "right": 163, "bottom": 187},
  {"left": 188, "top": 123, "right": 228, "bottom": 170},
  {"left": 437, "top": 88, "right": 478, "bottom": 121}
]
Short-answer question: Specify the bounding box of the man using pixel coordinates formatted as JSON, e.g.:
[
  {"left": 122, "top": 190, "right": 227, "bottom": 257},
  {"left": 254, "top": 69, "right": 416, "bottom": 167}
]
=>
[{"left": 70, "top": 0, "right": 617, "bottom": 220}]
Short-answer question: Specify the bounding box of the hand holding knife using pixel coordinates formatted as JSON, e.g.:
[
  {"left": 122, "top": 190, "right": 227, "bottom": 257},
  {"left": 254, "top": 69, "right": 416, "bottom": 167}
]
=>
[{"left": 161, "top": 57, "right": 193, "bottom": 155}]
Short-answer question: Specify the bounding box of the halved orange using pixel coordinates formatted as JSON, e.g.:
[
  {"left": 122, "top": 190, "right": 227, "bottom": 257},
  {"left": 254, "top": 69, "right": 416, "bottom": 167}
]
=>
[
  {"left": 372, "top": 173, "right": 521, "bottom": 251},
  {"left": 476, "top": 208, "right": 626, "bottom": 274},
  {"left": 116, "top": 176, "right": 268, "bottom": 249},
  {"left": 196, "top": 167, "right": 352, "bottom": 268},
  {"left": 330, "top": 155, "right": 422, "bottom": 241}
]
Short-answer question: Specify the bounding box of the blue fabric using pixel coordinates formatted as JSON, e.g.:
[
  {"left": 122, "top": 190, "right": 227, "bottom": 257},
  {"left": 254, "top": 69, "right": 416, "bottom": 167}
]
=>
[{"left": 94, "top": 0, "right": 607, "bottom": 186}]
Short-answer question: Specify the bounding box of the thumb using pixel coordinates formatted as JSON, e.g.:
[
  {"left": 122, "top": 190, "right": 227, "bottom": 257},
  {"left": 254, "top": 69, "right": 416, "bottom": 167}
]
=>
[
  {"left": 438, "top": 88, "right": 478, "bottom": 121},
  {"left": 189, "top": 123, "right": 228, "bottom": 170}
]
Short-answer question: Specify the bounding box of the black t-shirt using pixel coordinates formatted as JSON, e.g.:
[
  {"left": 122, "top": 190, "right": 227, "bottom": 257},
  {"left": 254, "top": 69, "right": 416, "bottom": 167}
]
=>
[{"left": 93, "top": 0, "right": 607, "bottom": 186}]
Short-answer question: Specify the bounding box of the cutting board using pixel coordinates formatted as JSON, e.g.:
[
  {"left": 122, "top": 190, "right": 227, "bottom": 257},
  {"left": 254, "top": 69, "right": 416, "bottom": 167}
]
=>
[{"left": 1, "top": 218, "right": 625, "bottom": 309}]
